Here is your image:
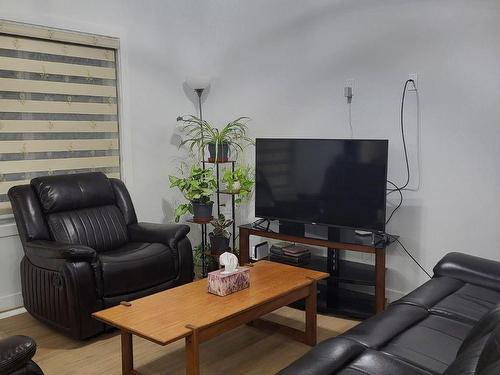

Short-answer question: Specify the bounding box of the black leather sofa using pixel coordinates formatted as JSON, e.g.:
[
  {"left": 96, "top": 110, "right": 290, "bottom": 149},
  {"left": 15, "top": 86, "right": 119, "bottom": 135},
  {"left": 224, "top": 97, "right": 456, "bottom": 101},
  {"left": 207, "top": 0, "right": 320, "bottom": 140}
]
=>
[
  {"left": 278, "top": 252, "right": 500, "bottom": 374},
  {"left": 0, "top": 335, "right": 43, "bottom": 374},
  {"left": 8, "top": 172, "right": 194, "bottom": 340}
]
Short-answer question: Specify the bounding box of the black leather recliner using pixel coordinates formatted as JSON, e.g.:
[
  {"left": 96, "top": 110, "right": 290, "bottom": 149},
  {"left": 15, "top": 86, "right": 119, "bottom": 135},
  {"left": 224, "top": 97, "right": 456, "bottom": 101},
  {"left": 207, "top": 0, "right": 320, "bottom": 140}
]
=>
[
  {"left": 278, "top": 252, "right": 500, "bottom": 374},
  {"left": 8, "top": 172, "right": 194, "bottom": 340},
  {"left": 0, "top": 335, "right": 43, "bottom": 374}
]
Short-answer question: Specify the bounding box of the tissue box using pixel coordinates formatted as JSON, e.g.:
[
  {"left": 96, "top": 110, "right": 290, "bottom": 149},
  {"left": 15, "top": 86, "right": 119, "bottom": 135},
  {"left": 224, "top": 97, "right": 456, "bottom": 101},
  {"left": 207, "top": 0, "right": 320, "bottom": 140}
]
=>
[{"left": 208, "top": 267, "right": 250, "bottom": 296}]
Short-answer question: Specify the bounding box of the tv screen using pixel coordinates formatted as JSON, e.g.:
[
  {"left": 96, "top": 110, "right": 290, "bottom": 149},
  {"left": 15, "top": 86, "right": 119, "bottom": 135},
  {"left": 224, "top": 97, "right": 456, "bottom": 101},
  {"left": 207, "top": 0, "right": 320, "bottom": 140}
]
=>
[{"left": 255, "top": 138, "right": 389, "bottom": 232}]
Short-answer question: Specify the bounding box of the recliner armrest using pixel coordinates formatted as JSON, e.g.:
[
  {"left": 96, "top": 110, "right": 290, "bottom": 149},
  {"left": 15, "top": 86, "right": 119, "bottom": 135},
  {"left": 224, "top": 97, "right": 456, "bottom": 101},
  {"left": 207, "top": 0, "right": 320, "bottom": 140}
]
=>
[
  {"left": 0, "top": 335, "right": 37, "bottom": 374},
  {"left": 433, "top": 252, "right": 500, "bottom": 291},
  {"left": 26, "top": 240, "right": 96, "bottom": 262},
  {"left": 128, "top": 223, "right": 190, "bottom": 249}
]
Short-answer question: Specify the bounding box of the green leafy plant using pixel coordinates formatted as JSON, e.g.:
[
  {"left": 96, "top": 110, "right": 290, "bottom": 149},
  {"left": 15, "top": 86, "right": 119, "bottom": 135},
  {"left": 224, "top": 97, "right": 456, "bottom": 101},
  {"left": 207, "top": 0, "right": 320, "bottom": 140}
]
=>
[
  {"left": 193, "top": 244, "right": 218, "bottom": 271},
  {"left": 169, "top": 166, "right": 217, "bottom": 222},
  {"left": 176, "top": 115, "right": 253, "bottom": 160},
  {"left": 209, "top": 214, "right": 233, "bottom": 239},
  {"left": 222, "top": 166, "right": 254, "bottom": 204}
]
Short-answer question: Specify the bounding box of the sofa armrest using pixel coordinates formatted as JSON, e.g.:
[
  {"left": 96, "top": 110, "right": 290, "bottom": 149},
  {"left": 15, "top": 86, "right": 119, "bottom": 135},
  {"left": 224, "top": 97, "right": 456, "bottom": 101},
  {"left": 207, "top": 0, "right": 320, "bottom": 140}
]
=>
[
  {"left": 128, "top": 222, "right": 190, "bottom": 249},
  {"left": 0, "top": 335, "right": 37, "bottom": 374},
  {"left": 25, "top": 240, "right": 96, "bottom": 271},
  {"left": 26, "top": 240, "right": 96, "bottom": 262},
  {"left": 433, "top": 252, "right": 500, "bottom": 291}
]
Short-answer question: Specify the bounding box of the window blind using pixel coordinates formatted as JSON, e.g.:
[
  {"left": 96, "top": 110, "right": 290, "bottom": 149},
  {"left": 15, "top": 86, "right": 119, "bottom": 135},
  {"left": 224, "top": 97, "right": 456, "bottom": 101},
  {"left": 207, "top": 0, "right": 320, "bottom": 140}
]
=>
[{"left": 0, "top": 34, "right": 121, "bottom": 215}]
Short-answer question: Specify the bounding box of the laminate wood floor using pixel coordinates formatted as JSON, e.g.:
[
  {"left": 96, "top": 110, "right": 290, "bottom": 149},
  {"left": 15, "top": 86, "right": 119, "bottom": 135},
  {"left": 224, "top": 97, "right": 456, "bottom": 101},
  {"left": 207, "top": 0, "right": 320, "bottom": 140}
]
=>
[{"left": 0, "top": 307, "right": 358, "bottom": 375}]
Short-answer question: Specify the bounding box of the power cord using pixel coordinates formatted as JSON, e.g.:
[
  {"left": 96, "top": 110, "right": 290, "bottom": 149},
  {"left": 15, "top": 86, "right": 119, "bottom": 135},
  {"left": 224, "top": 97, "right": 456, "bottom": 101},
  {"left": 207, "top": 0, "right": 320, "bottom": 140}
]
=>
[
  {"left": 386, "top": 180, "right": 403, "bottom": 224},
  {"left": 384, "top": 80, "right": 431, "bottom": 279},
  {"left": 386, "top": 234, "right": 432, "bottom": 279},
  {"left": 385, "top": 79, "right": 415, "bottom": 224}
]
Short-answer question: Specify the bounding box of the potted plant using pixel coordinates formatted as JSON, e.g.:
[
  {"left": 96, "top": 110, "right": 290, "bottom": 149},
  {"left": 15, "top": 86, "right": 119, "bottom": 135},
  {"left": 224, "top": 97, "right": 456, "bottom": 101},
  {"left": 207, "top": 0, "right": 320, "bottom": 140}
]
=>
[
  {"left": 222, "top": 166, "right": 254, "bottom": 204},
  {"left": 193, "top": 244, "right": 219, "bottom": 273},
  {"left": 169, "top": 166, "right": 217, "bottom": 222},
  {"left": 177, "top": 115, "right": 253, "bottom": 162},
  {"left": 209, "top": 214, "right": 233, "bottom": 252}
]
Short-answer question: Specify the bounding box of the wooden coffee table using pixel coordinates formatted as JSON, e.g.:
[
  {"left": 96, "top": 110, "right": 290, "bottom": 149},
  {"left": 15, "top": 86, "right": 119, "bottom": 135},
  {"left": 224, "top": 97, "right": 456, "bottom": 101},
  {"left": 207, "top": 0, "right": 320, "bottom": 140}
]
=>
[{"left": 93, "top": 260, "right": 329, "bottom": 375}]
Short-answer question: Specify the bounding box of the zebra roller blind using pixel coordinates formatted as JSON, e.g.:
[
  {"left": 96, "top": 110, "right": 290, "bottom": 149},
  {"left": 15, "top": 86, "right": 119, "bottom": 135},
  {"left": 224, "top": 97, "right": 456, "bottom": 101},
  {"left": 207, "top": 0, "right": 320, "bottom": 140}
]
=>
[{"left": 0, "top": 33, "right": 120, "bottom": 215}]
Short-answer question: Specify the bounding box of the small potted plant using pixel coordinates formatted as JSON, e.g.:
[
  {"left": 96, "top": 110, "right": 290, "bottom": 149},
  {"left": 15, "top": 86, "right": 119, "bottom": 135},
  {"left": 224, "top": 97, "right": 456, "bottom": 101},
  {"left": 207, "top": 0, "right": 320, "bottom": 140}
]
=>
[
  {"left": 177, "top": 115, "right": 253, "bottom": 162},
  {"left": 209, "top": 214, "right": 233, "bottom": 253},
  {"left": 169, "top": 166, "right": 217, "bottom": 222},
  {"left": 222, "top": 166, "right": 254, "bottom": 204}
]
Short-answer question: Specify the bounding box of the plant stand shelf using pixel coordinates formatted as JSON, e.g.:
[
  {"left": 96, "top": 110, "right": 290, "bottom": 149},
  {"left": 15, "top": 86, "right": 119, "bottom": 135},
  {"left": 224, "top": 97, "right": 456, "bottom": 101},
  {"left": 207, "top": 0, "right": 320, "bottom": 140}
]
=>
[{"left": 190, "top": 160, "right": 237, "bottom": 277}]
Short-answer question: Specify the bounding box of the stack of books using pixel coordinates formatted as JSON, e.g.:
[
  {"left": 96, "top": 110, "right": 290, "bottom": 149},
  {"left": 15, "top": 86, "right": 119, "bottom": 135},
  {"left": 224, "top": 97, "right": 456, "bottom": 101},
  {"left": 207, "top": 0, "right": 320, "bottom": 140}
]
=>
[{"left": 269, "top": 242, "right": 311, "bottom": 266}]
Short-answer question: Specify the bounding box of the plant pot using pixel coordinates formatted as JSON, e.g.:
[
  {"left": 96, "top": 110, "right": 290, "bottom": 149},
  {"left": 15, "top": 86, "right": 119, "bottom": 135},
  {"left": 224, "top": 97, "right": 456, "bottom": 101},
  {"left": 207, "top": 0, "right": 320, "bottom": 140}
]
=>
[
  {"left": 208, "top": 142, "right": 229, "bottom": 162},
  {"left": 209, "top": 232, "right": 230, "bottom": 252},
  {"left": 191, "top": 201, "right": 213, "bottom": 221},
  {"left": 206, "top": 259, "right": 219, "bottom": 273}
]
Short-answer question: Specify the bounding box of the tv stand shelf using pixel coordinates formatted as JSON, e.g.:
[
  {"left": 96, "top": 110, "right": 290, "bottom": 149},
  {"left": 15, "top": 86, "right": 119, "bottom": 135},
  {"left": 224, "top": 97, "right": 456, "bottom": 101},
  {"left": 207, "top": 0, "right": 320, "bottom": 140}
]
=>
[{"left": 238, "top": 223, "right": 394, "bottom": 316}]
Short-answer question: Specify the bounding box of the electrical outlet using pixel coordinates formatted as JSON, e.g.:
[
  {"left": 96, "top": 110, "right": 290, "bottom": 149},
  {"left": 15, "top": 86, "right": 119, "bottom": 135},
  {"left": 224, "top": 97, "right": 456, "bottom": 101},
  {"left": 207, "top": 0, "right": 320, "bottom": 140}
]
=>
[
  {"left": 408, "top": 73, "right": 418, "bottom": 89},
  {"left": 345, "top": 79, "right": 355, "bottom": 90}
]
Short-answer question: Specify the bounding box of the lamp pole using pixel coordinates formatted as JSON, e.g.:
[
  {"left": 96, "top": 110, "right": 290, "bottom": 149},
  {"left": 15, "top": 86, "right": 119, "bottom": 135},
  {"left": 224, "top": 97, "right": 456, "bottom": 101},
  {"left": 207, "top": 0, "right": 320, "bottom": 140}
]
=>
[{"left": 195, "top": 88, "right": 205, "bottom": 162}]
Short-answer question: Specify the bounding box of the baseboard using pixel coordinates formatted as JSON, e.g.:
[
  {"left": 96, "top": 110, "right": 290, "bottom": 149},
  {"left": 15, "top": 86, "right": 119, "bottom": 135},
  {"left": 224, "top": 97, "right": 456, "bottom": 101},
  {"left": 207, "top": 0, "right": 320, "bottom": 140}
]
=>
[
  {"left": 0, "top": 292, "right": 23, "bottom": 312},
  {"left": 386, "top": 288, "right": 407, "bottom": 303},
  {"left": 0, "top": 307, "right": 26, "bottom": 319}
]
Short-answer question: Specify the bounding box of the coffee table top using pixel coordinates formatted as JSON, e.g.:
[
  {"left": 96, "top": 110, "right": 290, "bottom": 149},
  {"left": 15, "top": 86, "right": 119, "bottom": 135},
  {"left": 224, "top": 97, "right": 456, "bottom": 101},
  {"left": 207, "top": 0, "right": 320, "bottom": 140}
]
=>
[{"left": 92, "top": 260, "right": 328, "bottom": 345}]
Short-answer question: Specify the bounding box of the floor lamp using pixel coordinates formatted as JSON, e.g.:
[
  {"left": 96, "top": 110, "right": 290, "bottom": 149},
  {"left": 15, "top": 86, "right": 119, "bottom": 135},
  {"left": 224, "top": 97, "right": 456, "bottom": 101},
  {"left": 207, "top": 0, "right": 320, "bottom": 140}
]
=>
[
  {"left": 186, "top": 76, "right": 210, "bottom": 161},
  {"left": 186, "top": 76, "right": 210, "bottom": 276}
]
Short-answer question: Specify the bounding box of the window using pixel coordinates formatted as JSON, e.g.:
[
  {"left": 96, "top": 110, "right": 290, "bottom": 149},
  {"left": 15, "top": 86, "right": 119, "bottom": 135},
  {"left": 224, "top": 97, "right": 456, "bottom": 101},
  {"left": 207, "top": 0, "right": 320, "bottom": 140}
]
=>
[{"left": 0, "top": 21, "right": 121, "bottom": 215}]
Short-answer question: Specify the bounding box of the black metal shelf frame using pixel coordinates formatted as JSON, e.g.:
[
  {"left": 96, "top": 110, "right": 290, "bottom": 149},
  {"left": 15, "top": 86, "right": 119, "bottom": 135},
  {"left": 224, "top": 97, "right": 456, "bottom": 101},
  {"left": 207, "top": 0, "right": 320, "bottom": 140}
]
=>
[{"left": 197, "top": 160, "right": 237, "bottom": 277}]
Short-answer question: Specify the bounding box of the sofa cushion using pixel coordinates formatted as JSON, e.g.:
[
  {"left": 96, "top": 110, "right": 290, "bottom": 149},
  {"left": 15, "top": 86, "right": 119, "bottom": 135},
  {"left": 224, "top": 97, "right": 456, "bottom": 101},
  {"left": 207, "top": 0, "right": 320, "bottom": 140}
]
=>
[
  {"left": 394, "top": 277, "right": 464, "bottom": 309},
  {"left": 431, "top": 284, "right": 500, "bottom": 324},
  {"left": 337, "top": 350, "right": 432, "bottom": 375},
  {"left": 99, "top": 242, "right": 176, "bottom": 297},
  {"left": 32, "top": 172, "right": 115, "bottom": 214},
  {"left": 47, "top": 205, "right": 128, "bottom": 252},
  {"left": 395, "top": 277, "right": 500, "bottom": 324},
  {"left": 458, "top": 304, "right": 500, "bottom": 355},
  {"left": 276, "top": 337, "right": 366, "bottom": 375},
  {"left": 444, "top": 325, "right": 500, "bottom": 375},
  {"left": 381, "top": 314, "right": 472, "bottom": 374},
  {"left": 342, "top": 304, "right": 428, "bottom": 348}
]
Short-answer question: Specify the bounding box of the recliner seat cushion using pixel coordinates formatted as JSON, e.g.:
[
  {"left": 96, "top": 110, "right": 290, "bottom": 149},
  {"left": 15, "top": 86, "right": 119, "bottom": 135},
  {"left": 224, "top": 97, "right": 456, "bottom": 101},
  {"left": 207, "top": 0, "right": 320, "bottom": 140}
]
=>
[
  {"left": 47, "top": 205, "right": 128, "bottom": 252},
  {"left": 98, "top": 242, "right": 176, "bottom": 297}
]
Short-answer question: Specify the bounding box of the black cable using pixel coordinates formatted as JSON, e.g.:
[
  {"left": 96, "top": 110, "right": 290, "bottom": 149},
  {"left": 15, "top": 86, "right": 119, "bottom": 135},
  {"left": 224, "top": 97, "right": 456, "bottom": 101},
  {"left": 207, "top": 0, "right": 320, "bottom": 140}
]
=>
[
  {"left": 385, "top": 79, "right": 415, "bottom": 224},
  {"left": 399, "top": 79, "right": 413, "bottom": 190},
  {"left": 386, "top": 234, "right": 432, "bottom": 279},
  {"left": 386, "top": 180, "right": 403, "bottom": 225}
]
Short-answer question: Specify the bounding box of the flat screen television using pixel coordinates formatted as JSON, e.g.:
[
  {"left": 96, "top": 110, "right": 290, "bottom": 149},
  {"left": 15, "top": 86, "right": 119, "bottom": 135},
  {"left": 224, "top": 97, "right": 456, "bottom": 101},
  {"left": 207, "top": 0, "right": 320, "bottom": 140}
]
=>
[{"left": 255, "top": 138, "right": 389, "bottom": 233}]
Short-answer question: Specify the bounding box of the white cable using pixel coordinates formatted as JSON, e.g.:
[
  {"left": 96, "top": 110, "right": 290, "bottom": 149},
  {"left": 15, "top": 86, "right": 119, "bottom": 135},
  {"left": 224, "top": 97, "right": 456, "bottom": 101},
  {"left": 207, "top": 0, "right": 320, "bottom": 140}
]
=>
[{"left": 349, "top": 103, "right": 353, "bottom": 138}]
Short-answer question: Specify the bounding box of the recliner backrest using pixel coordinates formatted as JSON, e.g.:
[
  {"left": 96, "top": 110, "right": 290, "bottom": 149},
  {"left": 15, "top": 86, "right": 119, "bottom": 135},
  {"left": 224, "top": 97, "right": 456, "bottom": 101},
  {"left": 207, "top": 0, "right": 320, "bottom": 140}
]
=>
[{"left": 9, "top": 172, "right": 138, "bottom": 253}]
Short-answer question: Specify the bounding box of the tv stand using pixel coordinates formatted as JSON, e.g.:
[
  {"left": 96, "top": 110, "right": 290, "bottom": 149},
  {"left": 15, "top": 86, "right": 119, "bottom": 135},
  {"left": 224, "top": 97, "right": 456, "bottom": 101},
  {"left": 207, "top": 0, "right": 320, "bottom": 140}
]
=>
[{"left": 239, "top": 223, "right": 394, "bottom": 316}]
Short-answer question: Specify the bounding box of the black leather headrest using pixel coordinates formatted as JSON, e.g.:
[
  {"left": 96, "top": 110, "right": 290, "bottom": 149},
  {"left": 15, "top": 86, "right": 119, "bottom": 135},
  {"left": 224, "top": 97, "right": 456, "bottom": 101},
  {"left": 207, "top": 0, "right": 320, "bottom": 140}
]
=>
[{"left": 31, "top": 172, "right": 115, "bottom": 213}]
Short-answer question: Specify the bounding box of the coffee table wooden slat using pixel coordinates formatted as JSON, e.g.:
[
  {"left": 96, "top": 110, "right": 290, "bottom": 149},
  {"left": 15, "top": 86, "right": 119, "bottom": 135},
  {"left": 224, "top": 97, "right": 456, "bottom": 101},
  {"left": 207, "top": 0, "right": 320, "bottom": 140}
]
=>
[{"left": 93, "top": 260, "right": 328, "bottom": 375}]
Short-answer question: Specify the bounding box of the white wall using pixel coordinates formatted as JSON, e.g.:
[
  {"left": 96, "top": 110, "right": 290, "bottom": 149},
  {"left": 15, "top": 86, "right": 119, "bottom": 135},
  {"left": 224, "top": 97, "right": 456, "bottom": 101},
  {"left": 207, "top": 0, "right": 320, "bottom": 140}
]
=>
[
  {"left": 196, "top": 0, "right": 500, "bottom": 297},
  {"left": 0, "top": 0, "right": 204, "bottom": 311},
  {"left": 1, "top": 0, "right": 500, "bottom": 310}
]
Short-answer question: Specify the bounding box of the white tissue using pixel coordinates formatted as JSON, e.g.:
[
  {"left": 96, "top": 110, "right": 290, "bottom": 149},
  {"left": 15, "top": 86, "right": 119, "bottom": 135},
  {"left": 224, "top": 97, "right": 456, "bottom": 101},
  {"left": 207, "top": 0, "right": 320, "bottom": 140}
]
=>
[{"left": 219, "top": 252, "right": 239, "bottom": 274}]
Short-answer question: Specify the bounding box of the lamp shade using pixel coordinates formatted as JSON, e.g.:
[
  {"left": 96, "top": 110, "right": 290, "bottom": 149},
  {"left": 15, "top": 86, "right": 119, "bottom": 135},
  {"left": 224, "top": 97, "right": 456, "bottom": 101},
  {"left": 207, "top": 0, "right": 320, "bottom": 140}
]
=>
[{"left": 186, "top": 76, "right": 210, "bottom": 90}]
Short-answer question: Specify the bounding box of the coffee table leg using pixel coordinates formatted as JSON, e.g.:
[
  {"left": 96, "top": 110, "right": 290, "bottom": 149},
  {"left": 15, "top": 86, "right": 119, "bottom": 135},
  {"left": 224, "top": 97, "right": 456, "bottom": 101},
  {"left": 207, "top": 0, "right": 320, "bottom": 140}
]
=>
[
  {"left": 121, "top": 331, "right": 133, "bottom": 375},
  {"left": 185, "top": 325, "right": 200, "bottom": 375},
  {"left": 305, "top": 280, "right": 317, "bottom": 346}
]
